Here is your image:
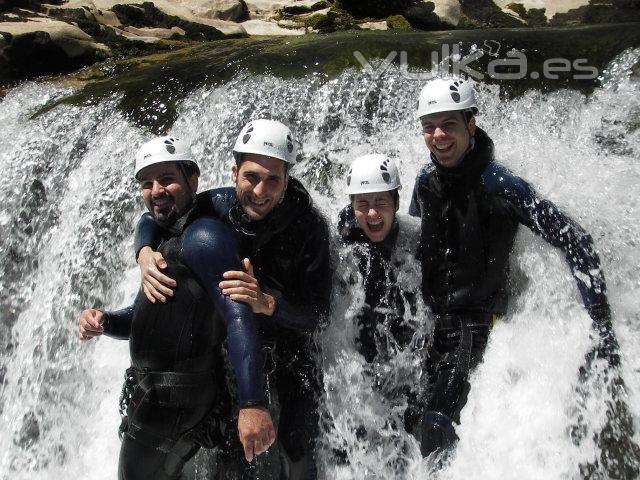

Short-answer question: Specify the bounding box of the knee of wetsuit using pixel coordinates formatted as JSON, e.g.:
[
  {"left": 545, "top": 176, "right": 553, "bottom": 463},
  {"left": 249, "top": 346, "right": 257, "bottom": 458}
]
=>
[{"left": 419, "top": 411, "right": 458, "bottom": 457}]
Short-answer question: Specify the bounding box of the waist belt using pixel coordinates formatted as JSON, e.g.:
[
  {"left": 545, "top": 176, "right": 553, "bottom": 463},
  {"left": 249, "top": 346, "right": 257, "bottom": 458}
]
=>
[{"left": 127, "top": 367, "right": 218, "bottom": 409}]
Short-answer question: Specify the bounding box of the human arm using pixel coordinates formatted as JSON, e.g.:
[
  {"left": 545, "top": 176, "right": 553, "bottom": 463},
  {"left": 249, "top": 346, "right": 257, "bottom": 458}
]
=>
[
  {"left": 78, "top": 306, "right": 133, "bottom": 341},
  {"left": 494, "top": 167, "right": 619, "bottom": 365},
  {"left": 182, "top": 217, "right": 275, "bottom": 459}
]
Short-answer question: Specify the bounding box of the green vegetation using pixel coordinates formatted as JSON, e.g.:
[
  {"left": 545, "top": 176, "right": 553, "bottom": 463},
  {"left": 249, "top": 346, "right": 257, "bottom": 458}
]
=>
[{"left": 386, "top": 14, "right": 411, "bottom": 30}]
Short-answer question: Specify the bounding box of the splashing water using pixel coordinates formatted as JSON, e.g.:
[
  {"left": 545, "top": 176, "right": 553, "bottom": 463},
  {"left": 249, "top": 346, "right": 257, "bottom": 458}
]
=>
[{"left": 1, "top": 47, "right": 639, "bottom": 479}]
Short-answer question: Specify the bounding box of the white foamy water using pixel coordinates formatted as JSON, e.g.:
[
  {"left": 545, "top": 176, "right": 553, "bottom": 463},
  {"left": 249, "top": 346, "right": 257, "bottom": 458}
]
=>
[{"left": 1, "top": 47, "right": 639, "bottom": 479}]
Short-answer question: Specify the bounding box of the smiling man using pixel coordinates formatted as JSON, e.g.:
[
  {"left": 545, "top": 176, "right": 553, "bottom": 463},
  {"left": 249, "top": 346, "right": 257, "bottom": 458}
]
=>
[
  {"left": 133, "top": 120, "right": 331, "bottom": 480},
  {"left": 78, "top": 137, "right": 274, "bottom": 479},
  {"left": 409, "top": 78, "right": 621, "bottom": 457}
]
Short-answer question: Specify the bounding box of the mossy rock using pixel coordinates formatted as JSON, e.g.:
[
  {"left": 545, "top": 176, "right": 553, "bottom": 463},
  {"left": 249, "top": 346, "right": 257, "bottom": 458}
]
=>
[
  {"left": 460, "top": 0, "right": 523, "bottom": 28},
  {"left": 111, "top": 2, "right": 239, "bottom": 41},
  {"left": 386, "top": 14, "right": 411, "bottom": 30},
  {"left": 304, "top": 13, "right": 331, "bottom": 29}
]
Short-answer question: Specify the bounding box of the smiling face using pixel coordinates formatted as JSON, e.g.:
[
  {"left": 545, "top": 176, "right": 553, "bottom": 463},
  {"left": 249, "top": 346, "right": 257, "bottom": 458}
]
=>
[
  {"left": 232, "top": 153, "right": 288, "bottom": 221},
  {"left": 138, "top": 162, "right": 198, "bottom": 225},
  {"left": 352, "top": 190, "right": 398, "bottom": 243},
  {"left": 421, "top": 111, "right": 476, "bottom": 168}
]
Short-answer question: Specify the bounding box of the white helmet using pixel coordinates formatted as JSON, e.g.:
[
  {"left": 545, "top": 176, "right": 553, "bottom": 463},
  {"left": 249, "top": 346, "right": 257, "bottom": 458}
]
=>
[
  {"left": 346, "top": 154, "right": 402, "bottom": 195},
  {"left": 134, "top": 136, "right": 199, "bottom": 179},
  {"left": 416, "top": 77, "right": 478, "bottom": 119},
  {"left": 232, "top": 119, "right": 297, "bottom": 164}
]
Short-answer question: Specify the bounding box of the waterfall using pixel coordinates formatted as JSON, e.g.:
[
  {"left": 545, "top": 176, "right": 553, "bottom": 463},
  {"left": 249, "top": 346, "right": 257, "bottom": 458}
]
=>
[{"left": 1, "top": 47, "right": 639, "bottom": 479}]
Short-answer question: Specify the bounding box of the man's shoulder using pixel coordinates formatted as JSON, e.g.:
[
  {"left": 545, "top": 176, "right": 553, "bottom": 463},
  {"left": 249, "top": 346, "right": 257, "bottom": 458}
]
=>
[
  {"left": 182, "top": 215, "right": 234, "bottom": 250},
  {"left": 415, "top": 163, "right": 436, "bottom": 183},
  {"left": 482, "top": 162, "right": 533, "bottom": 199}
]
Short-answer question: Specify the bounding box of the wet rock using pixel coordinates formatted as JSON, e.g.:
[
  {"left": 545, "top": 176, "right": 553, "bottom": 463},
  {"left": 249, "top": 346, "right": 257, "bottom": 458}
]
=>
[
  {"left": 431, "top": 0, "right": 462, "bottom": 26},
  {"left": 15, "top": 412, "right": 40, "bottom": 449},
  {"left": 405, "top": 1, "right": 453, "bottom": 30},
  {"left": 0, "top": 19, "right": 109, "bottom": 82}
]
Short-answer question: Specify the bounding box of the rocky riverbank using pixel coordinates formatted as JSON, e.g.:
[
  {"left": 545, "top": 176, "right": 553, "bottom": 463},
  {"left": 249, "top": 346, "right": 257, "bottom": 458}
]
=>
[{"left": 2, "top": 0, "right": 640, "bottom": 85}]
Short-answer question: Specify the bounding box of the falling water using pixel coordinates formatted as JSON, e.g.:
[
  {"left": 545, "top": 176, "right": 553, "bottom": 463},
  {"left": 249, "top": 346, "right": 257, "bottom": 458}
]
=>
[{"left": 1, "top": 46, "right": 639, "bottom": 479}]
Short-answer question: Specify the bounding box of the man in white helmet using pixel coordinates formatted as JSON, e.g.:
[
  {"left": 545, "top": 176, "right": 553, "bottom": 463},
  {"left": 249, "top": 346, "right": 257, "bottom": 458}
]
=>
[
  {"left": 77, "top": 137, "right": 276, "bottom": 479},
  {"left": 409, "top": 78, "right": 623, "bottom": 459},
  {"left": 133, "top": 121, "right": 331, "bottom": 479}
]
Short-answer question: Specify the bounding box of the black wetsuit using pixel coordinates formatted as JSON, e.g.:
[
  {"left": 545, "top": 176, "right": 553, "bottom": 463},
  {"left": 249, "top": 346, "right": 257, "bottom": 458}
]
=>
[
  {"left": 408, "top": 127, "right": 615, "bottom": 455},
  {"left": 104, "top": 209, "right": 263, "bottom": 479},
  {"left": 135, "top": 178, "right": 332, "bottom": 479},
  {"left": 337, "top": 205, "right": 416, "bottom": 365}
]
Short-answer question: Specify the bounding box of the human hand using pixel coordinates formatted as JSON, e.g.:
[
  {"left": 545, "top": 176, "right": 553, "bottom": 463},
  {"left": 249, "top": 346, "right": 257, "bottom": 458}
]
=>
[
  {"left": 219, "top": 258, "right": 276, "bottom": 316},
  {"left": 238, "top": 406, "right": 276, "bottom": 462},
  {"left": 138, "top": 246, "right": 176, "bottom": 303},
  {"left": 78, "top": 309, "right": 104, "bottom": 340}
]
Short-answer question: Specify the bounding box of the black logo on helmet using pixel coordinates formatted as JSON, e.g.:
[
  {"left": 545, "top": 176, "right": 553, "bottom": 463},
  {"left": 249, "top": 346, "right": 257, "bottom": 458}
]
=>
[
  {"left": 449, "top": 81, "right": 463, "bottom": 103},
  {"left": 380, "top": 159, "right": 391, "bottom": 183},
  {"left": 286, "top": 133, "right": 293, "bottom": 153},
  {"left": 164, "top": 138, "right": 176, "bottom": 154},
  {"left": 242, "top": 124, "right": 254, "bottom": 144}
]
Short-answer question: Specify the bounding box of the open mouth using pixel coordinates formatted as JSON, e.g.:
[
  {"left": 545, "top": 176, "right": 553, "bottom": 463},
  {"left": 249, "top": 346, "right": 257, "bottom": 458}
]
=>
[
  {"left": 248, "top": 197, "right": 269, "bottom": 208},
  {"left": 433, "top": 142, "right": 454, "bottom": 154},
  {"left": 367, "top": 220, "right": 384, "bottom": 233}
]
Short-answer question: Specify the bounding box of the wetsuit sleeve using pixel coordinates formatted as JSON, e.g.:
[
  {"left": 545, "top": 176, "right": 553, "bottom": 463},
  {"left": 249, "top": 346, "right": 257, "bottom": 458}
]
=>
[
  {"left": 102, "top": 306, "right": 134, "bottom": 340},
  {"left": 495, "top": 170, "right": 619, "bottom": 365},
  {"left": 182, "top": 217, "right": 265, "bottom": 408},
  {"left": 268, "top": 215, "right": 332, "bottom": 332},
  {"left": 133, "top": 212, "right": 162, "bottom": 259},
  {"left": 499, "top": 174, "right": 608, "bottom": 309}
]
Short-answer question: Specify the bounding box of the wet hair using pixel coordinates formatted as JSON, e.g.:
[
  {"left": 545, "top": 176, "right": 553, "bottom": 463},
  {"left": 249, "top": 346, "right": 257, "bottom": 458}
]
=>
[{"left": 180, "top": 162, "right": 199, "bottom": 178}]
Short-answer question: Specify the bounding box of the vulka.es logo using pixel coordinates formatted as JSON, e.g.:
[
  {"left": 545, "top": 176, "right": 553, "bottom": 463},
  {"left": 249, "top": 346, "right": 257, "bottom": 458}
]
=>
[{"left": 353, "top": 42, "right": 598, "bottom": 82}]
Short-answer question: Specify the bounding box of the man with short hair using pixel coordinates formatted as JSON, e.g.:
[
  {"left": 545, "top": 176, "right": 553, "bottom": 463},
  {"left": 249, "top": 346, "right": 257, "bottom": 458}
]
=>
[
  {"left": 78, "top": 136, "right": 275, "bottom": 479},
  {"left": 135, "top": 120, "right": 332, "bottom": 479},
  {"left": 410, "top": 78, "right": 621, "bottom": 457}
]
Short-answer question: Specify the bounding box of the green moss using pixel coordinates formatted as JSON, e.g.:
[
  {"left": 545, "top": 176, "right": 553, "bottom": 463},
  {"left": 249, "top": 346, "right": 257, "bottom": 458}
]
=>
[
  {"left": 386, "top": 14, "right": 411, "bottom": 30},
  {"left": 304, "top": 13, "right": 330, "bottom": 29}
]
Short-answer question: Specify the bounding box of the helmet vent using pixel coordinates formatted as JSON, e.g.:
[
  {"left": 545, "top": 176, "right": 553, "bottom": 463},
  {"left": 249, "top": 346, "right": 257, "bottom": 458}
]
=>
[
  {"left": 449, "top": 81, "right": 462, "bottom": 103},
  {"left": 164, "top": 138, "right": 176, "bottom": 154},
  {"left": 346, "top": 168, "right": 352, "bottom": 186},
  {"left": 286, "top": 133, "right": 293, "bottom": 153}
]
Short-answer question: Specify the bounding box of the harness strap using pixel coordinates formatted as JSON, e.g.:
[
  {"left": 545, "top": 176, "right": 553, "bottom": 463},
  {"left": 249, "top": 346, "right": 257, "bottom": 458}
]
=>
[{"left": 127, "top": 368, "right": 217, "bottom": 408}]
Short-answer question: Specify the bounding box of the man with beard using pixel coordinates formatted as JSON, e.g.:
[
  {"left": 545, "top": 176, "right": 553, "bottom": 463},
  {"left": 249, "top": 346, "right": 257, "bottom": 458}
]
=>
[
  {"left": 409, "top": 78, "right": 621, "bottom": 458},
  {"left": 134, "top": 120, "right": 332, "bottom": 479},
  {"left": 78, "top": 137, "right": 275, "bottom": 479}
]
